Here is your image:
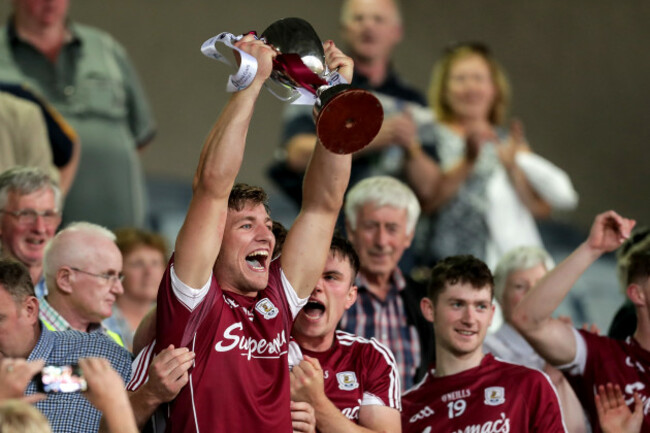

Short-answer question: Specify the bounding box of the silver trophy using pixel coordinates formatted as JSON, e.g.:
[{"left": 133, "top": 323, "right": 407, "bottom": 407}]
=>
[{"left": 261, "top": 17, "right": 383, "bottom": 154}]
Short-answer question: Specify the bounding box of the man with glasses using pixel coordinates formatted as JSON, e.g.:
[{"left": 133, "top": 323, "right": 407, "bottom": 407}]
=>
[
  {"left": 0, "top": 166, "right": 62, "bottom": 298},
  {"left": 0, "top": 258, "right": 132, "bottom": 433},
  {"left": 39, "top": 222, "right": 126, "bottom": 347}
]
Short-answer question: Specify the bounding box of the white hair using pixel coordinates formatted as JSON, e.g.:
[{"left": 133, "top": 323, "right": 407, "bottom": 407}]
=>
[
  {"left": 0, "top": 166, "right": 62, "bottom": 211},
  {"left": 43, "top": 221, "right": 117, "bottom": 285},
  {"left": 493, "top": 246, "right": 555, "bottom": 302},
  {"left": 344, "top": 176, "right": 420, "bottom": 234}
]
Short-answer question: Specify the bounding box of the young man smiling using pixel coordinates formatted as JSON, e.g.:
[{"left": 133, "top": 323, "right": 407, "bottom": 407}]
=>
[
  {"left": 134, "top": 36, "right": 355, "bottom": 433},
  {"left": 290, "top": 235, "right": 401, "bottom": 433},
  {"left": 401, "top": 255, "right": 567, "bottom": 433}
]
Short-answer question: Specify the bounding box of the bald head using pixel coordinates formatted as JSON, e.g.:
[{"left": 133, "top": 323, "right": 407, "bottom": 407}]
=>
[
  {"left": 43, "top": 222, "right": 124, "bottom": 329},
  {"left": 44, "top": 222, "right": 117, "bottom": 284}
]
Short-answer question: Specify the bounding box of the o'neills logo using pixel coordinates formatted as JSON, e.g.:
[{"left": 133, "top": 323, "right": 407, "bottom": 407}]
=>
[
  {"left": 214, "top": 322, "right": 287, "bottom": 360},
  {"left": 452, "top": 412, "right": 510, "bottom": 433}
]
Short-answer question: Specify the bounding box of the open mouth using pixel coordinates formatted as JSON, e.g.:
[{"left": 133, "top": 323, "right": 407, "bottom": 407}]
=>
[
  {"left": 245, "top": 250, "right": 269, "bottom": 271},
  {"left": 25, "top": 238, "right": 46, "bottom": 246},
  {"left": 303, "top": 300, "right": 326, "bottom": 320}
]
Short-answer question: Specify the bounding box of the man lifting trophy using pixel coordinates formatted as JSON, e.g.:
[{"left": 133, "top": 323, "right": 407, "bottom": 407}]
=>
[
  {"left": 126, "top": 21, "right": 367, "bottom": 433},
  {"left": 201, "top": 17, "right": 383, "bottom": 154}
]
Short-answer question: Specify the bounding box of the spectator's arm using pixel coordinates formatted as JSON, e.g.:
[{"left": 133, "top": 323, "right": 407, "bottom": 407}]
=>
[
  {"left": 0, "top": 358, "right": 45, "bottom": 404},
  {"left": 497, "top": 120, "right": 551, "bottom": 218},
  {"left": 80, "top": 358, "right": 138, "bottom": 433}
]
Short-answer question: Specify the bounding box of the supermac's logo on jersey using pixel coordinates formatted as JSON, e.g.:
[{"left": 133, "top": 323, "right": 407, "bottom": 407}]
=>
[
  {"left": 484, "top": 387, "right": 505, "bottom": 406},
  {"left": 336, "top": 372, "right": 359, "bottom": 391},
  {"left": 255, "top": 298, "right": 279, "bottom": 319}
]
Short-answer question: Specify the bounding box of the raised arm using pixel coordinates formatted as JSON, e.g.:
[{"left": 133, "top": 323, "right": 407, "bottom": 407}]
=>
[
  {"left": 174, "top": 36, "right": 276, "bottom": 288},
  {"left": 81, "top": 358, "right": 138, "bottom": 433},
  {"left": 512, "top": 211, "right": 635, "bottom": 365},
  {"left": 280, "top": 41, "right": 352, "bottom": 299}
]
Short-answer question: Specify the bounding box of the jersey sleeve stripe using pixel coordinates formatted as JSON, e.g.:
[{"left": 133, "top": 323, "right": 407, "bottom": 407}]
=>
[
  {"left": 368, "top": 337, "right": 402, "bottom": 410},
  {"left": 127, "top": 339, "right": 155, "bottom": 391},
  {"left": 189, "top": 333, "right": 201, "bottom": 433},
  {"left": 402, "top": 371, "right": 430, "bottom": 396},
  {"left": 334, "top": 331, "right": 401, "bottom": 410}
]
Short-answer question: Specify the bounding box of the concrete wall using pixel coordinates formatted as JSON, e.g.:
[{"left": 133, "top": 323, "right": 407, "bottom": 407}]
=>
[{"left": 2, "top": 0, "right": 649, "bottom": 229}]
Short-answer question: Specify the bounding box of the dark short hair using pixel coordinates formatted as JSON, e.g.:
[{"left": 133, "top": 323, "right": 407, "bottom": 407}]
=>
[
  {"left": 0, "top": 258, "right": 35, "bottom": 302},
  {"left": 427, "top": 255, "right": 494, "bottom": 304},
  {"left": 330, "top": 233, "right": 360, "bottom": 279},
  {"left": 271, "top": 221, "right": 288, "bottom": 259},
  {"left": 228, "top": 183, "right": 269, "bottom": 213},
  {"left": 627, "top": 250, "right": 650, "bottom": 286},
  {"left": 114, "top": 227, "right": 168, "bottom": 259}
]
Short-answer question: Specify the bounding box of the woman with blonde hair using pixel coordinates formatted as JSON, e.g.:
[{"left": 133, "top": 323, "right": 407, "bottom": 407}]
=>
[{"left": 413, "top": 42, "right": 578, "bottom": 269}]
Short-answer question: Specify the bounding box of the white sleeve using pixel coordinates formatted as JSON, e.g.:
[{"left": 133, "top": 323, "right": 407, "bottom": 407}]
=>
[
  {"left": 515, "top": 152, "right": 579, "bottom": 210},
  {"left": 280, "top": 268, "right": 309, "bottom": 319},
  {"left": 170, "top": 264, "right": 211, "bottom": 311},
  {"left": 556, "top": 327, "right": 587, "bottom": 376}
]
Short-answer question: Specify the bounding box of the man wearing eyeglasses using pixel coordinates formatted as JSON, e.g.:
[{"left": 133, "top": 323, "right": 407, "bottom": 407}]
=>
[
  {"left": 0, "top": 166, "right": 62, "bottom": 299},
  {"left": 38, "top": 222, "right": 126, "bottom": 347},
  {"left": 0, "top": 258, "right": 132, "bottom": 433}
]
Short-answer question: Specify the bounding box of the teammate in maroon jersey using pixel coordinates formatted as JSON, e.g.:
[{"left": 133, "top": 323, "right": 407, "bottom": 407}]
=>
[
  {"left": 290, "top": 234, "right": 401, "bottom": 433},
  {"left": 127, "top": 36, "right": 355, "bottom": 433},
  {"left": 401, "top": 255, "right": 567, "bottom": 433},
  {"left": 511, "top": 211, "right": 649, "bottom": 433}
]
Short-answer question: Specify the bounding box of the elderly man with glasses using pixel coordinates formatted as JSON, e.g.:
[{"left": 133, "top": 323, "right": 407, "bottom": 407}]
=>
[
  {"left": 39, "top": 222, "right": 126, "bottom": 347},
  {"left": 0, "top": 166, "right": 62, "bottom": 298}
]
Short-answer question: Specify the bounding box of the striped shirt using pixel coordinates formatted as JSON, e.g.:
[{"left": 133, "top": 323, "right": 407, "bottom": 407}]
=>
[
  {"left": 38, "top": 297, "right": 124, "bottom": 347},
  {"left": 38, "top": 297, "right": 73, "bottom": 331},
  {"left": 339, "top": 269, "right": 421, "bottom": 390}
]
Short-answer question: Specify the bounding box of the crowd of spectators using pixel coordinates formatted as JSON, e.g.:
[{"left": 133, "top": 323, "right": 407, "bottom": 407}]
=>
[{"left": 0, "top": 1, "right": 646, "bottom": 433}]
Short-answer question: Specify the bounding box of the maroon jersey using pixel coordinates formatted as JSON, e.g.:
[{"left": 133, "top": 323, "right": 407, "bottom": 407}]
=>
[
  {"left": 155, "top": 256, "right": 306, "bottom": 433},
  {"left": 401, "top": 354, "right": 567, "bottom": 433},
  {"left": 561, "top": 329, "right": 650, "bottom": 433},
  {"left": 294, "top": 331, "right": 401, "bottom": 422}
]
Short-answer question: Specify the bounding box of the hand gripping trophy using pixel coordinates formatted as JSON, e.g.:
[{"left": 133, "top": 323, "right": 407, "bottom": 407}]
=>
[{"left": 201, "top": 17, "right": 383, "bottom": 154}]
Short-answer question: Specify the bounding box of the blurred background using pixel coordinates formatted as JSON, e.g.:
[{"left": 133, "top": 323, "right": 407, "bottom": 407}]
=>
[{"left": 2, "top": 0, "right": 648, "bottom": 328}]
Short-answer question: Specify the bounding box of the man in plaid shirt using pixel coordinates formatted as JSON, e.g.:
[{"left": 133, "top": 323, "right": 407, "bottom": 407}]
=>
[
  {"left": 0, "top": 258, "right": 132, "bottom": 433},
  {"left": 339, "top": 176, "right": 434, "bottom": 389}
]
